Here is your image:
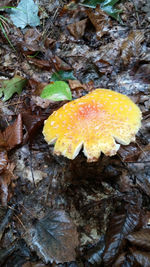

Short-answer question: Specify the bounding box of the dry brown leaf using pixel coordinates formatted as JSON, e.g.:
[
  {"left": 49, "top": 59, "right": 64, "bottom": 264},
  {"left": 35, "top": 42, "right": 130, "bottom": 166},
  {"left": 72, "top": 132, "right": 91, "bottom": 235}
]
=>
[
  {"left": 121, "top": 31, "right": 145, "bottom": 65},
  {"left": 24, "top": 29, "right": 42, "bottom": 52},
  {"left": 3, "top": 114, "right": 23, "bottom": 150},
  {"left": 67, "top": 19, "right": 88, "bottom": 39},
  {"left": 51, "top": 55, "right": 72, "bottom": 71},
  {"left": 68, "top": 79, "right": 85, "bottom": 91},
  {"left": 87, "top": 7, "right": 112, "bottom": 39},
  {"left": 27, "top": 58, "right": 52, "bottom": 70}
]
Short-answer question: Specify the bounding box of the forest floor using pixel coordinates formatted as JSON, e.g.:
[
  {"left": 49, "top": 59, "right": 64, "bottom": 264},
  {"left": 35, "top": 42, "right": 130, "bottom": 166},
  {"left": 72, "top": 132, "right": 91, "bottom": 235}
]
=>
[{"left": 0, "top": 0, "right": 150, "bottom": 266}]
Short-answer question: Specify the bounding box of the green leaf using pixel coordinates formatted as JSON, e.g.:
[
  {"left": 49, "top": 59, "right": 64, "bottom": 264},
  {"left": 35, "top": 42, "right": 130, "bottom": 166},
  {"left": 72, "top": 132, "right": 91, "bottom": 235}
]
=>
[
  {"left": 80, "top": 0, "right": 104, "bottom": 8},
  {"left": 80, "top": 0, "right": 122, "bottom": 22},
  {"left": 51, "top": 70, "right": 76, "bottom": 82},
  {"left": 40, "top": 81, "right": 72, "bottom": 101},
  {"left": 10, "top": 0, "right": 40, "bottom": 29},
  {"left": 0, "top": 75, "right": 27, "bottom": 102}
]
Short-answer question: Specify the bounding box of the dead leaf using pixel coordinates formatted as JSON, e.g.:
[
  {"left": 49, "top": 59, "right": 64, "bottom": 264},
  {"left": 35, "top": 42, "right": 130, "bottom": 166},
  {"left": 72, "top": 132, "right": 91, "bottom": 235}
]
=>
[
  {"left": 118, "top": 143, "right": 141, "bottom": 162},
  {"left": 0, "top": 164, "right": 15, "bottom": 206},
  {"left": 27, "top": 58, "right": 52, "bottom": 70},
  {"left": 22, "top": 261, "right": 48, "bottom": 267},
  {"left": 127, "top": 229, "right": 150, "bottom": 250},
  {"left": 31, "top": 96, "right": 55, "bottom": 109},
  {"left": 25, "top": 210, "right": 79, "bottom": 264},
  {"left": 130, "top": 248, "right": 150, "bottom": 266},
  {"left": 130, "top": 63, "right": 150, "bottom": 84},
  {"left": 28, "top": 79, "right": 47, "bottom": 95},
  {"left": 87, "top": 7, "right": 112, "bottom": 39},
  {"left": 0, "top": 131, "right": 7, "bottom": 149},
  {"left": 3, "top": 114, "right": 23, "bottom": 150},
  {"left": 24, "top": 29, "right": 43, "bottom": 52},
  {"left": 67, "top": 19, "right": 88, "bottom": 39},
  {"left": 0, "top": 150, "right": 8, "bottom": 174},
  {"left": 68, "top": 79, "right": 85, "bottom": 90},
  {"left": 120, "top": 31, "right": 145, "bottom": 65},
  {"left": 51, "top": 56, "right": 72, "bottom": 71},
  {"left": 22, "top": 112, "right": 46, "bottom": 142},
  {"left": 94, "top": 59, "right": 113, "bottom": 74}
]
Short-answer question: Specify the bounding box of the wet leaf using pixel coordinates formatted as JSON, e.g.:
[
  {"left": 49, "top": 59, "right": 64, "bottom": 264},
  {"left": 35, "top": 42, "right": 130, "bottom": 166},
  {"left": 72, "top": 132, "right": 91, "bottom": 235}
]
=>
[
  {"left": 0, "top": 165, "right": 15, "bottom": 206},
  {"left": 22, "top": 112, "right": 46, "bottom": 142},
  {"left": 87, "top": 7, "right": 112, "bottom": 39},
  {"left": 40, "top": 81, "right": 72, "bottom": 101},
  {"left": 103, "top": 202, "right": 142, "bottom": 265},
  {"left": 130, "top": 248, "right": 150, "bottom": 267},
  {"left": 0, "top": 150, "right": 8, "bottom": 173},
  {"left": 127, "top": 229, "right": 150, "bottom": 250},
  {"left": 81, "top": 0, "right": 122, "bottom": 21},
  {"left": 67, "top": 19, "right": 88, "bottom": 39},
  {"left": 0, "top": 205, "right": 14, "bottom": 240},
  {"left": 121, "top": 31, "right": 145, "bottom": 65},
  {"left": 85, "top": 235, "right": 105, "bottom": 265},
  {"left": 10, "top": 0, "right": 40, "bottom": 29},
  {"left": 118, "top": 143, "right": 141, "bottom": 162},
  {"left": 51, "top": 70, "right": 76, "bottom": 82},
  {"left": 26, "top": 210, "right": 79, "bottom": 264},
  {"left": 0, "top": 75, "right": 27, "bottom": 102},
  {"left": 22, "top": 261, "right": 48, "bottom": 267},
  {"left": 3, "top": 114, "right": 23, "bottom": 150}
]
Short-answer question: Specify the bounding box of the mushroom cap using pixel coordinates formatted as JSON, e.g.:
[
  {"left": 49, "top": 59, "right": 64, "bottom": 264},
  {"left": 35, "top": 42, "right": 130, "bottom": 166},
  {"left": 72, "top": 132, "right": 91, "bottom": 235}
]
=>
[{"left": 43, "top": 89, "right": 142, "bottom": 162}]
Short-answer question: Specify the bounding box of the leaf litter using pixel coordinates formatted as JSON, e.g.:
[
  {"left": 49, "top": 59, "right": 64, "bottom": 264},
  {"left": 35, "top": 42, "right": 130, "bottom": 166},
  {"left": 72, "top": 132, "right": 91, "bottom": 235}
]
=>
[{"left": 0, "top": 0, "right": 150, "bottom": 266}]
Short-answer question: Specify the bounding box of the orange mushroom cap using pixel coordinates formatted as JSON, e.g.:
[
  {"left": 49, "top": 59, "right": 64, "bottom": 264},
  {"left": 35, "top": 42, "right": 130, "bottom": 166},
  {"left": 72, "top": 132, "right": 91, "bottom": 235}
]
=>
[{"left": 43, "top": 89, "right": 142, "bottom": 162}]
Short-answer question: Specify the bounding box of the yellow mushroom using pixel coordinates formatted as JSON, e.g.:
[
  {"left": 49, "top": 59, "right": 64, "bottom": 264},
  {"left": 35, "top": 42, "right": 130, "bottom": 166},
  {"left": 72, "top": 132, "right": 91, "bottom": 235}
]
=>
[{"left": 43, "top": 89, "right": 142, "bottom": 162}]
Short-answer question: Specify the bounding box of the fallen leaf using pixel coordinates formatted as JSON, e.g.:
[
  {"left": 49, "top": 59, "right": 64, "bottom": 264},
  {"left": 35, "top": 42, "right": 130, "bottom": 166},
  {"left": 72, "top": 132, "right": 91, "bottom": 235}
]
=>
[
  {"left": 81, "top": 0, "right": 122, "bottom": 21},
  {"left": 130, "top": 63, "right": 150, "bottom": 84},
  {"left": 51, "top": 70, "right": 76, "bottom": 82},
  {"left": 68, "top": 80, "right": 85, "bottom": 91},
  {"left": 130, "top": 248, "right": 150, "bottom": 266},
  {"left": 94, "top": 59, "right": 113, "bottom": 74},
  {"left": 67, "top": 19, "right": 88, "bottom": 39},
  {"left": 22, "top": 261, "right": 48, "bottom": 267},
  {"left": 51, "top": 56, "right": 72, "bottom": 71},
  {"left": 22, "top": 112, "right": 46, "bottom": 142},
  {"left": 118, "top": 143, "right": 141, "bottom": 162},
  {"left": 0, "top": 75, "right": 27, "bottom": 102},
  {"left": 28, "top": 79, "right": 47, "bottom": 95},
  {"left": 121, "top": 31, "right": 145, "bottom": 65},
  {"left": 24, "top": 29, "right": 43, "bottom": 52},
  {"left": 27, "top": 58, "right": 52, "bottom": 70},
  {"left": 87, "top": 7, "right": 112, "bottom": 39},
  {"left": 40, "top": 81, "right": 72, "bottom": 101},
  {"left": 3, "top": 114, "right": 23, "bottom": 150},
  {"left": 103, "top": 200, "right": 142, "bottom": 265},
  {"left": 0, "top": 164, "right": 15, "bottom": 206},
  {"left": 0, "top": 131, "right": 7, "bottom": 148},
  {"left": 31, "top": 96, "right": 55, "bottom": 109},
  {"left": 85, "top": 235, "right": 105, "bottom": 265},
  {"left": 127, "top": 229, "right": 150, "bottom": 250},
  {"left": 25, "top": 210, "right": 79, "bottom": 264},
  {"left": 0, "top": 150, "right": 8, "bottom": 173},
  {"left": 10, "top": 0, "right": 40, "bottom": 29}
]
